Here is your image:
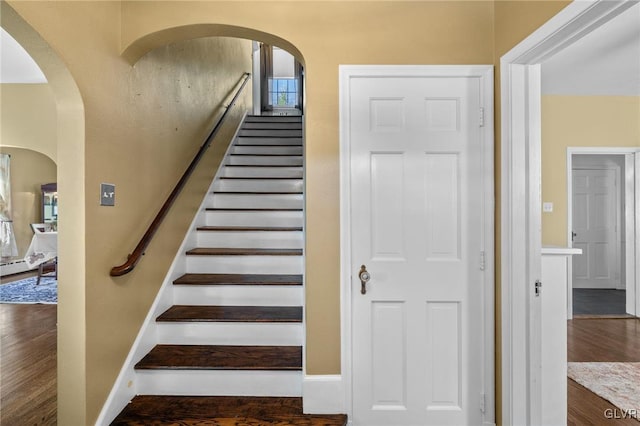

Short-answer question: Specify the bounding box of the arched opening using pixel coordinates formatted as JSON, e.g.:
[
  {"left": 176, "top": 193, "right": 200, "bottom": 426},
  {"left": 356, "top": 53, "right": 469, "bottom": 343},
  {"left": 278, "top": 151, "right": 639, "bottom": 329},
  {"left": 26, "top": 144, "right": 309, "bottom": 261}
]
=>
[
  {"left": 95, "top": 25, "right": 309, "bottom": 424},
  {"left": 1, "top": 2, "right": 86, "bottom": 424},
  {"left": 122, "top": 24, "right": 306, "bottom": 117}
]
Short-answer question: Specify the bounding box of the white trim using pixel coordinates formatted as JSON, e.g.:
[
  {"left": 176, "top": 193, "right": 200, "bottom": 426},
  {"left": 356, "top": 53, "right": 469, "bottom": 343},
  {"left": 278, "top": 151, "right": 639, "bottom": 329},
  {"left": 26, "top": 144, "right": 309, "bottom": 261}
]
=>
[
  {"left": 302, "top": 375, "right": 345, "bottom": 414},
  {"left": 95, "top": 113, "right": 246, "bottom": 426},
  {"left": 0, "top": 260, "right": 30, "bottom": 276},
  {"left": 339, "top": 64, "right": 495, "bottom": 424},
  {"left": 500, "top": 1, "right": 639, "bottom": 424},
  {"left": 624, "top": 154, "right": 636, "bottom": 313},
  {"left": 636, "top": 153, "right": 640, "bottom": 316},
  {"left": 252, "top": 41, "right": 261, "bottom": 116},
  {"left": 567, "top": 149, "right": 636, "bottom": 294}
]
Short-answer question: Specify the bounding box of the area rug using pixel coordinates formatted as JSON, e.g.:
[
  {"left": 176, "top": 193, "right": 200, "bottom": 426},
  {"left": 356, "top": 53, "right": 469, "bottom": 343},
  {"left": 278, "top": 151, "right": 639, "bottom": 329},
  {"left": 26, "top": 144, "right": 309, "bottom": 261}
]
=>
[
  {"left": 0, "top": 276, "right": 57, "bottom": 304},
  {"left": 568, "top": 362, "right": 640, "bottom": 421}
]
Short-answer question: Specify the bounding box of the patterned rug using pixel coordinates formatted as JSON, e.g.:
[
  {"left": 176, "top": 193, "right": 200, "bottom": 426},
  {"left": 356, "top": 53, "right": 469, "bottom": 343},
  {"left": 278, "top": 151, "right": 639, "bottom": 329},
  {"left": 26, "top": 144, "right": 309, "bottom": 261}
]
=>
[
  {"left": 568, "top": 362, "right": 640, "bottom": 421},
  {"left": 0, "top": 275, "right": 57, "bottom": 304}
]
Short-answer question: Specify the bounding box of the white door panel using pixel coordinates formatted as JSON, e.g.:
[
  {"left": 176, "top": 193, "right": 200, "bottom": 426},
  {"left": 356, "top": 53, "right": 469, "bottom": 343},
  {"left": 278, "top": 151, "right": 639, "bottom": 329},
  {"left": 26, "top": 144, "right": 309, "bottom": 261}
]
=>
[
  {"left": 350, "top": 76, "right": 484, "bottom": 425},
  {"left": 572, "top": 168, "right": 619, "bottom": 289}
]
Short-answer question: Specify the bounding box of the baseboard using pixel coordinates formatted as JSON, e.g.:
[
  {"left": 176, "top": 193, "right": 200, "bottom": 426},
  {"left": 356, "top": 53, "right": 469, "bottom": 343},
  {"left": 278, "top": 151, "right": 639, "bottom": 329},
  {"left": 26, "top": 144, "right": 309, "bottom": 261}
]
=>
[
  {"left": 0, "top": 260, "right": 30, "bottom": 277},
  {"left": 302, "top": 375, "right": 346, "bottom": 414}
]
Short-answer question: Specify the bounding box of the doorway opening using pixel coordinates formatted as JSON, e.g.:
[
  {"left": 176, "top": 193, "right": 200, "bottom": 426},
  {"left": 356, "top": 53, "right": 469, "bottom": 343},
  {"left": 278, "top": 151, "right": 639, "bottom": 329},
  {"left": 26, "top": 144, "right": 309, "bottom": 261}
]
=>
[
  {"left": 501, "top": 0, "right": 639, "bottom": 423},
  {"left": 254, "top": 43, "right": 303, "bottom": 116},
  {"left": 567, "top": 150, "right": 638, "bottom": 318}
]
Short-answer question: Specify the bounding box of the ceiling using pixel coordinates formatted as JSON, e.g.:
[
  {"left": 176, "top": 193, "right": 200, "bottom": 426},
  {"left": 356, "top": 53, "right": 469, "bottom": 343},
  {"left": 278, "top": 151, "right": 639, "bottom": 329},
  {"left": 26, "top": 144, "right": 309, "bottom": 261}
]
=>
[
  {"left": 542, "top": 3, "right": 640, "bottom": 96},
  {"left": 0, "top": 27, "right": 47, "bottom": 83}
]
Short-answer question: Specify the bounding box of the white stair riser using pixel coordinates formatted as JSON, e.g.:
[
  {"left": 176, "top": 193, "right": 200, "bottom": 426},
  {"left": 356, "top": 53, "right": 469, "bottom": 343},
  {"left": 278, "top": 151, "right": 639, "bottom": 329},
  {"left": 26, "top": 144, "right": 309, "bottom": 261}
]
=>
[
  {"left": 222, "top": 166, "right": 303, "bottom": 178},
  {"left": 136, "top": 370, "right": 302, "bottom": 397},
  {"left": 186, "top": 255, "right": 303, "bottom": 274},
  {"left": 239, "top": 130, "right": 302, "bottom": 138},
  {"left": 214, "top": 179, "right": 303, "bottom": 192},
  {"left": 157, "top": 322, "right": 303, "bottom": 345},
  {"left": 211, "top": 194, "right": 303, "bottom": 209},
  {"left": 197, "top": 231, "right": 303, "bottom": 248},
  {"left": 173, "top": 285, "right": 303, "bottom": 306},
  {"left": 236, "top": 137, "right": 302, "bottom": 146},
  {"left": 205, "top": 210, "right": 303, "bottom": 227},
  {"left": 232, "top": 146, "right": 303, "bottom": 155},
  {"left": 242, "top": 123, "right": 302, "bottom": 130},
  {"left": 227, "top": 156, "right": 302, "bottom": 166}
]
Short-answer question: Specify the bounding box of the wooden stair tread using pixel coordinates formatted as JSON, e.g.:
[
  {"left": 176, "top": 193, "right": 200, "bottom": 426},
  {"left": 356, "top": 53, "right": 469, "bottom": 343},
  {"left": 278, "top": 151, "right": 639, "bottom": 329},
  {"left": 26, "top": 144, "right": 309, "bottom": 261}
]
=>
[
  {"left": 246, "top": 115, "right": 302, "bottom": 118},
  {"left": 233, "top": 144, "right": 303, "bottom": 147},
  {"left": 238, "top": 135, "right": 302, "bottom": 139},
  {"left": 111, "top": 396, "right": 347, "bottom": 425},
  {"left": 214, "top": 190, "right": 302, "bottom": 194},
  {"left": 135, "top": 345, "right": 302, "bottom": 370},
  {"left": 224, "top": 164, "right": 303, "bottom": 168},
  {"left": 197, "top": 226, "right": 303, "bottom": 231},
  {"left": 206, "top": 207, "right": 303, "bottom": 211},
  {"left": 157, "top": 305, "right": 303, "bottom": 323},
  {"left": 186, "top": 248, "right": 302, "bottom": 256},
  {"left": 173, "top": 273, "right": 303, "bottom": 286},
  {"left": 220, "top": 176, "right": 303, "bottom": 180},
  {"left": 214, "top": 192, "right": 303, "bottom": 196},
  {"left": 230, "top": 154, "right": 302, "bottom": 158}
]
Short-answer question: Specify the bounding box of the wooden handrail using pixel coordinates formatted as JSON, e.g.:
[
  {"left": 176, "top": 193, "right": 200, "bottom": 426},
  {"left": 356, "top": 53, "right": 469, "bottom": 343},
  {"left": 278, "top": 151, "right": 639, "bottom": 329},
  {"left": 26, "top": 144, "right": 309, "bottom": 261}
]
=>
[{"left": 110, "top": 72, "right": 251, "bottom": 277}]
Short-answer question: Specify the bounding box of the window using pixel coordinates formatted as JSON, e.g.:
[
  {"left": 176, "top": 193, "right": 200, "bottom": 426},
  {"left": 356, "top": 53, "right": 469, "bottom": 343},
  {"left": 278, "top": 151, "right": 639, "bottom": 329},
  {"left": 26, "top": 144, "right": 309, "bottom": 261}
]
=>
[{"left": 269, "top": 78, "right": 298, "bottom": 108}]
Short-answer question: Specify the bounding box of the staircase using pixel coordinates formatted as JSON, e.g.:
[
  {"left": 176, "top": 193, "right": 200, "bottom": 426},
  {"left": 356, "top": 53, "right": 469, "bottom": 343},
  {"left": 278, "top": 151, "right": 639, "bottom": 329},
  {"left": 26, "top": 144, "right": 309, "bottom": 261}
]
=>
[{"left": 111, "top": 115, "right": 347, "bottom": 425}]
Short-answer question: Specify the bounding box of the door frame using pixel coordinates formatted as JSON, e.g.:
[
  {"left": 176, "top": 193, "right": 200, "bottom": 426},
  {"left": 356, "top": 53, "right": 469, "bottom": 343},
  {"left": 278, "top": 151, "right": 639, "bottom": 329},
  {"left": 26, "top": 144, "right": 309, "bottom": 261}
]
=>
[
  {"left": 567, "top": 148, "right": 637, "bottom": 316},
  {"left": 500, "top": 1, "right": 638, "bottom": 424},
  {"left": 339, "top": 64, "right": 495, "bottom": 424}
]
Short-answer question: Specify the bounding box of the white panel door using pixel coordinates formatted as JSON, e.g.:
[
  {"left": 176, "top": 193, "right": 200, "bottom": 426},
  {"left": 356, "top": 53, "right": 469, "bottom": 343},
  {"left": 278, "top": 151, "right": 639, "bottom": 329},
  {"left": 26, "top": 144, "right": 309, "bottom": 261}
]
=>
[
  {"left": 350, "top": 76, "right": 485, "bottom": 425},
  {"left": 572, "top": 169, "right": 619, "bottom": 289}
]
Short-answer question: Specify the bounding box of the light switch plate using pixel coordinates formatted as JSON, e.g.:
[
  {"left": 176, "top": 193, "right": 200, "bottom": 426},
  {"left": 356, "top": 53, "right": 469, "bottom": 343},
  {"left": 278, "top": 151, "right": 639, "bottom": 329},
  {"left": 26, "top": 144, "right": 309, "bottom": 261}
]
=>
[
  {"left": 101, "top": 183, "right": 115, "bottom": 206},
  {"left": 543, "top": 202, "right": 553, "bottom": 213}
]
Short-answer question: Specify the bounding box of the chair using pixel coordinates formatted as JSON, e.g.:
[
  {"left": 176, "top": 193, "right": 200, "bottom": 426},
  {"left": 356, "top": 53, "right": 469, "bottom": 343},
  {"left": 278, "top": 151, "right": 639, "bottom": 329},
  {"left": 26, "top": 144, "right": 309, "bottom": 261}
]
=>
[{"left": 30, "top": 223, "right": 58, "bottom": 285}]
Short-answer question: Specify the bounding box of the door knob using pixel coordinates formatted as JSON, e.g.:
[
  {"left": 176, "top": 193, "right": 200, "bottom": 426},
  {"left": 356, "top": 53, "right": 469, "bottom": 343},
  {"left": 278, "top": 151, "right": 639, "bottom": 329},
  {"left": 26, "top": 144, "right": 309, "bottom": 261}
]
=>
[{"left": 359, "top": 265, "right": 371, "bottom": 294}]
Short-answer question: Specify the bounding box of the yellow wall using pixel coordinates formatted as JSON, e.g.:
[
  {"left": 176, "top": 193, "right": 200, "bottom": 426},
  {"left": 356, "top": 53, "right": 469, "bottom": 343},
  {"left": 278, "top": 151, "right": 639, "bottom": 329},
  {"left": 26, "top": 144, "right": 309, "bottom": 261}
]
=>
[
  {"left": 0, "top": 84, "right": 58, "bottom": 163},
  {"left": 121, "top": 0, "right": 495, "bottom": 379},
  {"left": 5, "top": 2, "right": 252, "bottom": 423},
  {"left": 0, "top": 147, "right": 56, "bottom": 259},
  {"left": 2, "top": 1, "right": 579, "bottom": 424},
  {"left": 541, "top": 96, "right": 640, "bottom": 246}
]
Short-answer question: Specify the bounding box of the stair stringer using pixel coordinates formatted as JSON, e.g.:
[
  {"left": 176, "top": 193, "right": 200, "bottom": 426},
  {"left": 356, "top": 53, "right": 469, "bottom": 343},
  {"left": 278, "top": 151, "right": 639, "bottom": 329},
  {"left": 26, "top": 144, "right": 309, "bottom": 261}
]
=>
[{"left": 95, "top": 114, "right": 246, "bottom": 426}]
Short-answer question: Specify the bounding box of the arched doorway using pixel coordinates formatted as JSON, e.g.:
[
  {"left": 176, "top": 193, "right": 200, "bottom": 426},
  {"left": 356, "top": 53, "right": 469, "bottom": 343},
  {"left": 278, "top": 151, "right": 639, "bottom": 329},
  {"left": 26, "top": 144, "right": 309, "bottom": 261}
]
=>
[
  {"left": 1, "top": 2, "right": 86, "bottom": 424},
  {"left": 98, "top": 25, "right": 307, "bottom": 424}
]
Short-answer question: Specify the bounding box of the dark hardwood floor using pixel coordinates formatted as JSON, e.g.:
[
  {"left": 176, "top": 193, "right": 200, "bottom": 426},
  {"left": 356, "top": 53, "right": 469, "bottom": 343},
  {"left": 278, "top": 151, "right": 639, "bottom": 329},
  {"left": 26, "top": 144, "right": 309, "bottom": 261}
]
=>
[
  {"left": 2, "top": 292, "right": 638, "bottom": 425},
  {"left": 567, "top": 318, "right": 640, "bottom": 425},
  {"left": 573, "top": 288, "right": 627, "bottom": 316},
  {"left": 0, "top": 303, "right": 57, "bottom": 426}
]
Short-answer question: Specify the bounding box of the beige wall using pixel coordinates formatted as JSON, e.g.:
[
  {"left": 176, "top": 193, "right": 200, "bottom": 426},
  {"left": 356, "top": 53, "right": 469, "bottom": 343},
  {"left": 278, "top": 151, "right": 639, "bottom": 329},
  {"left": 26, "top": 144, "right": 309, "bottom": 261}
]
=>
[
  {"left": 0, "top": 147, "right": 56, "bottom": 259},
  {"left": 541, "top": 96, "right": 640, "bottom": 246},
  {"left": 2, "top": 1, "right": 580, "bottom": 424},
  {"left": 6, "top": 2, "right": 252, "bottom": 423},
  {"left": 0, "top": 83, "right": 57, "bottom": 163},
  {"left": 122, "top": 0, "right": 495, "bottom": 379}
]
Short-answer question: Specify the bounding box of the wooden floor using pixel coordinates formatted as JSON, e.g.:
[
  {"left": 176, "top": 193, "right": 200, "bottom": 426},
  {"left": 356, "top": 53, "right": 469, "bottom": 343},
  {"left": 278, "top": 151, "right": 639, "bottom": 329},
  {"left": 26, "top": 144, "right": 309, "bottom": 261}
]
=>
[
  {"left": 2, "top": 299, "right": 639, "bottom": 425},
  {"left": 567, "top": 317, "right": 640, "bottom": 425},
  {"left": 0, "top": 303, "right": 57, "bottom": 426}
]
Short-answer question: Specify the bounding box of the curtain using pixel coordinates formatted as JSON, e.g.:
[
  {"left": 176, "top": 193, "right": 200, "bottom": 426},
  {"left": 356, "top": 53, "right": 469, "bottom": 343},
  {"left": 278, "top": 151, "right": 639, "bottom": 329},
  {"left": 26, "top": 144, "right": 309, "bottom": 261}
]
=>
[
  {"left": 295, "top": 60, "right": 304, "bottom": 110},
  {"left": 0, "top": 154, "right": 18, "bottom": 259},
  {"left": 260, "top": 43, "right": 273, "bottom": 112}
]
